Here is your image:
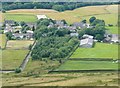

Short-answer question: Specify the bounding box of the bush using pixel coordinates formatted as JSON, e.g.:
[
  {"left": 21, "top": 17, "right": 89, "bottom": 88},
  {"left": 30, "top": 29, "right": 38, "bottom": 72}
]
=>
[{"left": 15, "top": 68, "right": 21, "bottom": 73}]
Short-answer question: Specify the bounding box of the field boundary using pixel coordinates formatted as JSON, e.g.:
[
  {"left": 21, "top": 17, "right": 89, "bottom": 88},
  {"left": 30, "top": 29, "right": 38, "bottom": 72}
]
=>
[
  {"left": 49, "top": 69, "right": 120, "bottom": 73},
  {"left": 69, "top": 58, "right": 115, "bottom": 61}
]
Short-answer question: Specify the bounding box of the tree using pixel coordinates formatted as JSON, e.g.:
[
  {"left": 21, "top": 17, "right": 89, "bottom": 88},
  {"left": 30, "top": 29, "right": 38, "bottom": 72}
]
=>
[
  {"left": 95, "top": 34, "right": 104, "bottom": 41},
  {"left": 15, "top": 68, "right": 21, "bottom": 73},
  {"left": 89, "top": 16, "right": 96, "bottom": 24},
  {"left": 5, "top": 32, "right": 12, "bottom": 40},
  {"left": 20, "top": 21, "right": 26, "bottom": 26},
  {"left": 52, "top": 5, "right": 65, "bottom": 12},
  {"left": 32, "top": 26, "right": 35, "bottom": 31},
  {"left": 91, "top": 19, "right": 105, "bottom": 26},
  {"left": 82, "top": 19, "right": 87, "bottom": 23}
]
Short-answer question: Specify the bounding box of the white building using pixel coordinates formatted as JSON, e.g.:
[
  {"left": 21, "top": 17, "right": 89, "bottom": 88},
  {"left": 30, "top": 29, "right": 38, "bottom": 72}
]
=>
[
  {"left": 80, "top": 38, "right": 94, "bottom": 48},
  {"left": 111, "top": 34, "right": 119, "bottom": 43},
  {"left": 37, "top": 15, "right": 47, "bottom": 20},
  {"left": 82, "top": 34, "right": 94, "bottom": 39}
]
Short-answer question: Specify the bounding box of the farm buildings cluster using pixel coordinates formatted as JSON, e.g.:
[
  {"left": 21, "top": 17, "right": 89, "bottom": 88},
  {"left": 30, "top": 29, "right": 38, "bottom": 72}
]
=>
[{"left": 0, "top": 14, "right": 119, "bottom": 48}]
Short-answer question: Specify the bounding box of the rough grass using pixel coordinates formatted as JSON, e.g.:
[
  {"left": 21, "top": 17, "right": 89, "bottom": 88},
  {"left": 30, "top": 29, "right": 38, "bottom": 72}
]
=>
[
  {"left": 70, "top": 43, "right": 118, "bottom": 59},
  {"left": 56, "top": 60, "right": 118, "bottom": 71},
  {"left": 3, "top": 5, "right": 118, "bottom": 24},
  {"left": 106, "top": 26, "right": 118, "bottom": 34},
  {"left": 0, "top": 34, "right": 7, "bottom": 49},
  {"left": 2, "top": 72, "right": 118, "bottom": 86},
  {"left": 6, "top": 40, "right": 34, "bottom": 50},
  {"left": 2, "top": 50, "right": 29, "bottom": 70}
]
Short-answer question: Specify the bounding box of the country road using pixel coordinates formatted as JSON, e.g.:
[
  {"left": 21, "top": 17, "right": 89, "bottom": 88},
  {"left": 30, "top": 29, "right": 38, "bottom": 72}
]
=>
[{"left": 19, "top": 41, "right": 36, "bottom": 71}]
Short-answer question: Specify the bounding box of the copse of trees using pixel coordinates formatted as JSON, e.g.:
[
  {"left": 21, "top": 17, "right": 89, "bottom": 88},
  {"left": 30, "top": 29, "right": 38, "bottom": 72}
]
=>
[
  {"left": 31, "top": 18, "right": 79, "bottom": 60},
  {"left": 2, "top": 2, "right": 117, "bottom": 12}
]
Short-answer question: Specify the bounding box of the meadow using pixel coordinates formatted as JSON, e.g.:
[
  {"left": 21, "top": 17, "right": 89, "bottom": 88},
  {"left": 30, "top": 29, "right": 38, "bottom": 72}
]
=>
[
  {"left": 0, "top": 34, "right": 7, "bottom": 49},
  {"left": 2, "top": 5, "right": 118, "bottom": 25},
  {"left": 6, "top": 40, "right": 34, "bottom": 50},
  {"left": 56, "top": 60, "right": 118, "bottom": 71},
  {"left": 70, "top": 43, "right": 118, "bottom": 60},
  {"left": 106, "top": 26, "right": 118, "bottom": 34},
  {"left": 2, "top": 50, "right": 29, "bottom": 70}
]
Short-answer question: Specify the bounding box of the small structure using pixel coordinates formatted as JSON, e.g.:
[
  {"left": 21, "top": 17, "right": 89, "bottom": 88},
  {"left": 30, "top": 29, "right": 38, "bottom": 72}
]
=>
[
  {"left": 73, "top": 22, "right": 87, "bottom": 29},
  {"left": 82, "top": 34, "right": 94, "bottom": 39},
  {"left": 37, "top": 15, "right": 47, "bottom": 20},
  {"left": 70, "top": 33, "right": 79, "bottom": 37},
  {"left": 4, "top": 20, "right": 15, "bottom": 26},
  {"left": 55, "top": 20, "right": 64, "bottom": 27},
  {"left": 80, "top": 38, "right": 94, "bottom": 48},
  {"left": 111, "top": 34, "right": 119, "bottom": 43}
]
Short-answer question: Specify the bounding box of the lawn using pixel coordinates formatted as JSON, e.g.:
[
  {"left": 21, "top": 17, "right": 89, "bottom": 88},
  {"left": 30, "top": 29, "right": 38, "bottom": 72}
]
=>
[
  {"left": 70, "top": 43, "right": 118, "bottom": 60},
  {"left": 2, "top": 50, "right": 29, "bottom": 70},
  {"left": 3, "top": 13, "right": 37, "bottom": 22},
  {"left": 56, "top": 60, "right": 118, "bottom": 71},
  {"left": 6, "top": 40, "right": 34, "bottom": 50},
  {"left": 2, "top": 5, "right": 118, "bottom": 24},
  {"left": 106, "top": 26, "right": 118, "bottom": 34},
  {"left": 0, "top": 34, "right": 7, "bottom": 49}
]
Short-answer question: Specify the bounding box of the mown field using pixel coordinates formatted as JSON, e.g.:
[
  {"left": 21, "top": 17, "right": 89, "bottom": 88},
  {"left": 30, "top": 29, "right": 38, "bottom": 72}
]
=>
[
  {"left": 2, "top": 5, "right": 118, "bottom": 25},
  {"left": 6, "top": 40, "right": 34, "bottom": 50},
  {"left": 71, "top": 43, "right": 118, "bottom": 59},
  {"left": 0, "top": 34, "right": 7, "bottom": 49},
  {"left": 56, "top": 60, "right": 118, "bottom": 71},
  {"left": 2, "top": 50, "right": 29, "bottom": 70}
]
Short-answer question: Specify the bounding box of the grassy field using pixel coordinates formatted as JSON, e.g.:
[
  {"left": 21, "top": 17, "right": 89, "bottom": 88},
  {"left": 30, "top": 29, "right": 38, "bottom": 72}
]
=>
[
  {"left": 56, "top": 60, "right": 118, "bottom": 71},
  {"left": 6, "top": 40, "right": 34, "bottom": 50},
  {"left": 2, "top": 50, "right": 29, "bottom": 70},
  {"left": 2, "top": 5, "right": 118, "bottom": 25},
  {"left": 4, "top": 14, "right": 37, "bottom": 22},
  {"left": 0, "top": 34, "right": 7, "bottom": 49},
  {"left": 106, "top": 26, "right": 118, "bottom": 34},
  {"left": 71, "top": 43, "right": 118, "bottom": 59}
]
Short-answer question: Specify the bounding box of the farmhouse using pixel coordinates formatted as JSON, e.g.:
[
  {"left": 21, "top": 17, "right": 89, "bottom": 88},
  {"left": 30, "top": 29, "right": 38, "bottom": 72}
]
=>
[
  {"left": 80, "top": 38, "right": 94, "bottom": 48},
  {"left": 37, "top": 15, "right": 47, "bottom": 20}
]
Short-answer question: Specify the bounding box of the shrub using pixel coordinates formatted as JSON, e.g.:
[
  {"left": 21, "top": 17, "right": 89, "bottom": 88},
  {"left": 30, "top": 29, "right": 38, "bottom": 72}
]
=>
[{"left": 15, "top": 68, "right": 21, "bottom": 73}]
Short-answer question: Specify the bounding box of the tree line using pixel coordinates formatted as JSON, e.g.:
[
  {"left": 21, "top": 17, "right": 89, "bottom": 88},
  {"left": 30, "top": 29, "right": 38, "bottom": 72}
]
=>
[{"left": 2, "top": 2, "right": 117, "bottom": 12}]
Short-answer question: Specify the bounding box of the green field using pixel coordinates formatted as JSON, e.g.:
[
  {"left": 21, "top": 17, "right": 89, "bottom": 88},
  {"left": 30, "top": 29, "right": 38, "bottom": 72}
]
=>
[
  {"left": 4, "top": 14, "right": 37, "bottom": 22},
  {"left": 71, "top": 43, "right": 118, "bottom": 59},
  {"left": 106, "top": 26, "right": 118, "bottom": 34},
  {"left": 6, "top": 40, "right": 34, "bottom": 50},
  {"left": 2, "top": 50, "right": 29, "bottom": 70},
  {"left": 0, "top": 34, "right": 7, "bottom": 49},
  {"left": 56, "top": 60, "right": 118, "bottom": 71},
  {"left": 2, "top": 5, "right": 118, "bottom": 25}
]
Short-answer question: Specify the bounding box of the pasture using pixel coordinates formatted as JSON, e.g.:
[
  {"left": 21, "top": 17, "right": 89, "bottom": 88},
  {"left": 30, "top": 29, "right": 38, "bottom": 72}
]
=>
[
  {"left": 0, "top": 34, "right": 7, "bottom": 49},
  {"left": 106, "top": 26, "right": 118, "bottom": 34},
  {"left": 2, "top": 50, "right": 29, "bottom": 70},
  {"left": 56, "top": 60, "right": 118, "bottom": 71},
  {"left": 3, "top": 14, "right": 37, "bottom": 22},
  {"left": 2, "top": 5, "right": 118, "bottom": 25},
  {"left": 6, "top": 40, "right": 34, "bottom": 50},
  {"left": 70, "top": 43, "right": 118, "bottom": 60}
]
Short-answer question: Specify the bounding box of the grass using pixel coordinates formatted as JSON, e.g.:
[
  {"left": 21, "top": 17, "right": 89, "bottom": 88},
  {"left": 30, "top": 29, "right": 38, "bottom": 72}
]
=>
[
  {"left": 6, "top": 40, "right": 34, "bottom": 50},
  {"left": 2, "top": 50, "right": 29, "bottom": 70},
  {"left": 0, "top": 34, "right": 7, "bottom": 49},
  {"left": 4, "top": 14, "right": 37, "bottom": 22},
  {"left": 70, "top": 43, "right": 118, "bottom": 59},
  {"left": 56, "top": 60, "right": 118, "bottom": 71},
  {"left": 106, "top": 26, "right": 118, "bottom": 34},
  {"left": 2, "top": 5, "right": 118, "bottom": 25}
]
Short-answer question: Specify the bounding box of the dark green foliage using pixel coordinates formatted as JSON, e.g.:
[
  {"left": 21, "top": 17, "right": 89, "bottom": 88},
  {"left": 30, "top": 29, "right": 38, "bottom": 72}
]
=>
[
  {"left": 5, "top": 32, "right": 12, "bottom": 40},
  {"left": 91, "top": 19, "right": 105, "bottom": 26},
  {"left": 2, "top": 2, "right": 115, "bottom": 12},
  {"left": 82, "top": 19, "right": 87, "bottom": 23},
  {"left": 95, "top": 34, "right": 104, "bottom": 41},
  {"left": 89, "top": 16, "right": 96, "bottom": 23},
  {"left": 15, "top": 68, "right": 21, "bottom": 73}
]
